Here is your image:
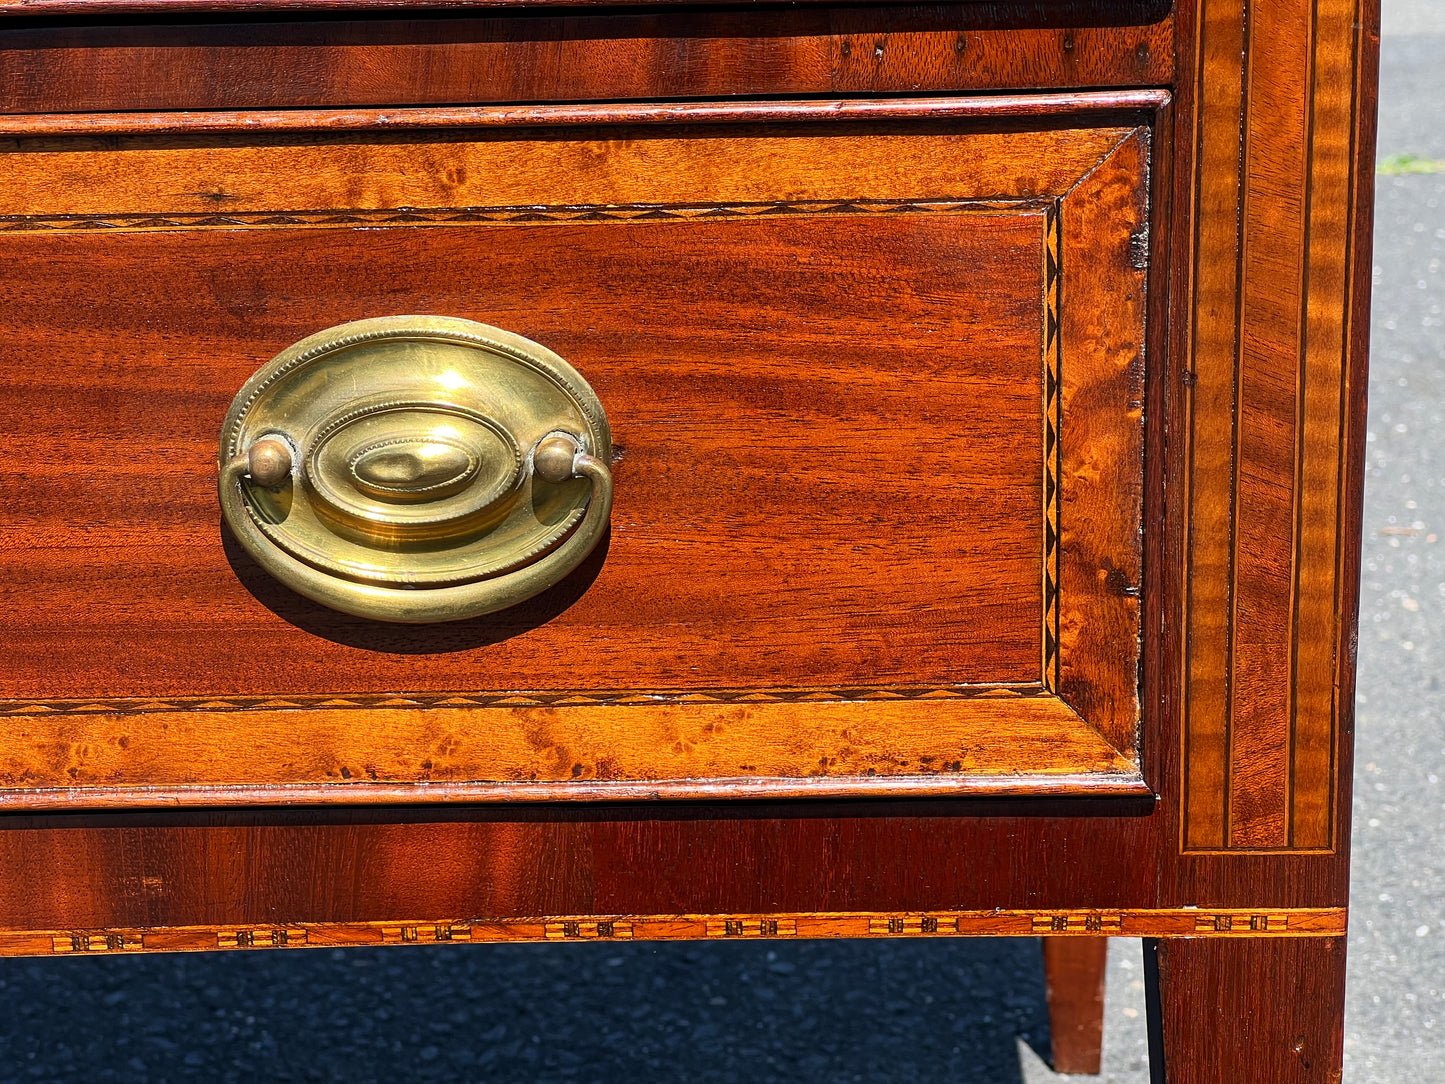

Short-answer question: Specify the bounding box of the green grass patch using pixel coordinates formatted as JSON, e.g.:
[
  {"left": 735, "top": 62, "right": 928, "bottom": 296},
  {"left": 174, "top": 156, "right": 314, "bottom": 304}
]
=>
[{"left": 1379, "top": 153, "right": 1445, "bottom": 175}]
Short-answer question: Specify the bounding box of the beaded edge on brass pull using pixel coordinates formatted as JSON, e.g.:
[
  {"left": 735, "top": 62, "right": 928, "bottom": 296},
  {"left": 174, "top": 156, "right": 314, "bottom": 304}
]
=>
[{"left": 218, "top": 316, "right": 613, "bottom": 624}]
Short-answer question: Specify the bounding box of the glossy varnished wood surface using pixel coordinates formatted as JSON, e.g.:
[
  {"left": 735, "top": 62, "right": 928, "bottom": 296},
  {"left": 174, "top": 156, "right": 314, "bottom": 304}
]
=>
[
  {"left": 1054, "top": 124, "right": 1148, "bottom": 758},
  {"left": 0, "top": 102, "right": 1154, "bottom": 804},
  {"left": 0, "top": 88, "right": 1170, "bottom": 136},
  {"left": 1147, "top": 936, "right": 1348, "bottom": 1082},
  {"left": 1172, "top": 0, "right": 1376, "bottom": 852},
  {"left": 1042, "top": 938, "right": 1109, "bottom": 1074},
  {"left": 0, "top": 0, "right": 1165, "bottom": 12},
  {"left": 0, "top": 3, "right": 1372, "bottom": 886},
  {"left": 0, "top": 116, "right": 1145, "bottom": 216},
  {"left": 0, "top": 4, "right": 1173, "bottom": 114},
  {"left": 0, "top": 0, "right": 1381, "bottom": 1074},
  {"left": 0, "top": 697, "right": 1148, "bottom": 807},
  {"left": 0, "top": 796, "right": 1366, "bottom": 930},
  {"left": 0, "top": 907, "right": 1347, "bottom": 958},
  {"left": 0, "top": 204, "right": 1048, "bottom": 697},
  {"left": 0, "top": 2, "right": 1364, "bottom": 872}
]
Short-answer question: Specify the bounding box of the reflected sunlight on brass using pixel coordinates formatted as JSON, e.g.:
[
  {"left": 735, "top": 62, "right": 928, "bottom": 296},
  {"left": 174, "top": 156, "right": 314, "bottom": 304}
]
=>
[{"left": 218, "top": 316, "right": 613, "bottom": 623}]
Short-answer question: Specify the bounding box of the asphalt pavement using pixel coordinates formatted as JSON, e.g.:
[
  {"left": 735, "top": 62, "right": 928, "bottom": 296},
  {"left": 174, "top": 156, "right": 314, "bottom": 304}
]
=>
[
  {"left": 1, "top": 2, "right": 1441, "bottom": 1080},
  {"left": 1335, "top": 1, "right": 1445, "bottom": 1079}
]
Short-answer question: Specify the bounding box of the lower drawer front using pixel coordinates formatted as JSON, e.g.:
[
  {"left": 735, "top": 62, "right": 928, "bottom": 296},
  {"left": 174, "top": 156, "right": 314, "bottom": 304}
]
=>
[{"left": 0, "top": 97, "right": 1153, "bottom": 806}]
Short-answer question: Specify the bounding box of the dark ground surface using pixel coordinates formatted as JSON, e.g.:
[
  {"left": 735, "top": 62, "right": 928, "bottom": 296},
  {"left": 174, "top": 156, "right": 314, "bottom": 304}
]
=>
[
  {"left": 1, "top": 2, "right": 1441, "bottom": 1080},
  {"left": 0, "top": 938, "right": 1065, "bottom": 1082}
]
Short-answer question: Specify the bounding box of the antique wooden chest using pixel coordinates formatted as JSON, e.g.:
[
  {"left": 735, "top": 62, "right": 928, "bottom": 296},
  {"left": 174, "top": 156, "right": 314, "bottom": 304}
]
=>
[{"left": 0, "top": 1, "right": 1378, "bottom": 1079}]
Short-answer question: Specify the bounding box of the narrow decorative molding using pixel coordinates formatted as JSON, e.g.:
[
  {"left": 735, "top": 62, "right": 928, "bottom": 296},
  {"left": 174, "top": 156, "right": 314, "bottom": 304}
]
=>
[
  {"left": 0, "top": 907, "right": 1347, "bottom": 958},
  {"left": 0, "top": 682, "right": 1051, "bottom": 719},
  {"left": 0, "top": 91, "right": 1172, "bottom": 138},
  {"left": 0, "top": 197, "right": 1026, "bottom": 235}
]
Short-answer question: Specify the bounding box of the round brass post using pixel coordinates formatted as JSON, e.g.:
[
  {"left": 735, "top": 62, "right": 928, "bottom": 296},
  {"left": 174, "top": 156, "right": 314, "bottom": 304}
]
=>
[{"left": 244, "top": 436, "right": 294, "bottom": 488}]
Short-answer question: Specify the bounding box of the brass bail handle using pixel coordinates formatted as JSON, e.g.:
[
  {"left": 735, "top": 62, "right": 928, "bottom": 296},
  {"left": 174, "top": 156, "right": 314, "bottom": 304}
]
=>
[
  {"left": 225, "top": 431, "right": 608, "bottom": 495},
  {"left": 217, "top": 316, "right": 614, "bottom": 624}
]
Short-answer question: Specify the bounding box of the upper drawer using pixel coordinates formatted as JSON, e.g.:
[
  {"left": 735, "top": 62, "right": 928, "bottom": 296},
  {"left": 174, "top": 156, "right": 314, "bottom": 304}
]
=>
[
  {"left": 0, "top": 93, "right": 1163, "bottom": 808},
  {"left": 0, "top": 6, "right": 1174, "bottom": 113},
  {"left": 0, "top": 0, "right": 1171, "bottom": 13}
]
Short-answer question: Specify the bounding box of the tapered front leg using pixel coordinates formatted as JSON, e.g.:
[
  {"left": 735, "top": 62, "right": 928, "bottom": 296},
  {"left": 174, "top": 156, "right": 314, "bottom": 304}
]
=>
[
  {"left": 1144, "top": 936, "right": 1347, "bottom": 1083},
  {"left": 1043, "top": 938, "right": 1108, "bottom": 1074}
]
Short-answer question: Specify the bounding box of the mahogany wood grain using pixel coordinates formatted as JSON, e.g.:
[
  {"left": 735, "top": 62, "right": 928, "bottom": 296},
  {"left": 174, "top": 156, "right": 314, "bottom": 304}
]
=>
[
  {"left": 0, "top": 6, "right": 1173, "bottom": 114},
  {"left": 0, "top": 805, "right": 1365, "bottom": 932},
  {"left": 0, "top": 2, "right": 1381, "bottom": 1079},
  {"left": 0, "top": 208, "right": 1046, "bottom": 697},
  {"left": 0, "top": 0, "right": 1164, "bottom": 12},
  {"left": 0, "top": 104, "right": 1154, "bottom": 804},
  {"left": 1291, "top": 0, "right": 1365, "bottom": 853},
  {"left": 0, "top": 1, "right": 1368, "bottom": 868},
  {"left": 1173, "top": 0, "right": 1244, "bottom": 851},
  {"left": 1146, "top": 936, "right": 1348, "bottom": 1082},
  {"left": 1173, "top": 0, "right": 1376, "bottom": 853},
  {"left": 1226, "top": 0, "right": 1312, "bottom": 849},
  {"left": 1043, "top": 937, "right": 1109, "bottom": 1074}
]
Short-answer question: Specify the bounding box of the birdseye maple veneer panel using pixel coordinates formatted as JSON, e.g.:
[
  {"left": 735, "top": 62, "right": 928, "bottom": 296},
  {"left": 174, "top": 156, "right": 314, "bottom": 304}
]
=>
[{"left": 0, "top": 100, "right": 1155, "bottom": 807}]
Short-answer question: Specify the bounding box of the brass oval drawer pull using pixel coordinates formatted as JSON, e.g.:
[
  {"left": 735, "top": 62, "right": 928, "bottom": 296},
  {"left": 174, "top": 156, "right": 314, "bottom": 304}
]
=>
[{"left": 218, "top": 316, "right": 613, "bottom": 624}]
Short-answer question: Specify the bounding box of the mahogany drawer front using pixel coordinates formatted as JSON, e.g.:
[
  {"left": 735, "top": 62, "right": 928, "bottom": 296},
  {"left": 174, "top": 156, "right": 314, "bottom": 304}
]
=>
[
  {"left": 0, "top": 94, "right": 1160, "bottom": 808},
  {"left": 0, "top": 3, "right": 1174, "bottom": 114}
]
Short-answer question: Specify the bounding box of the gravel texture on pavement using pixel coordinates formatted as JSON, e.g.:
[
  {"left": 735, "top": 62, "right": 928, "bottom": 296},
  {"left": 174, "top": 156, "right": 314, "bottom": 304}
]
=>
[{"left": 1339, "top": 2, "right": 1445, "bottom": 1078}]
